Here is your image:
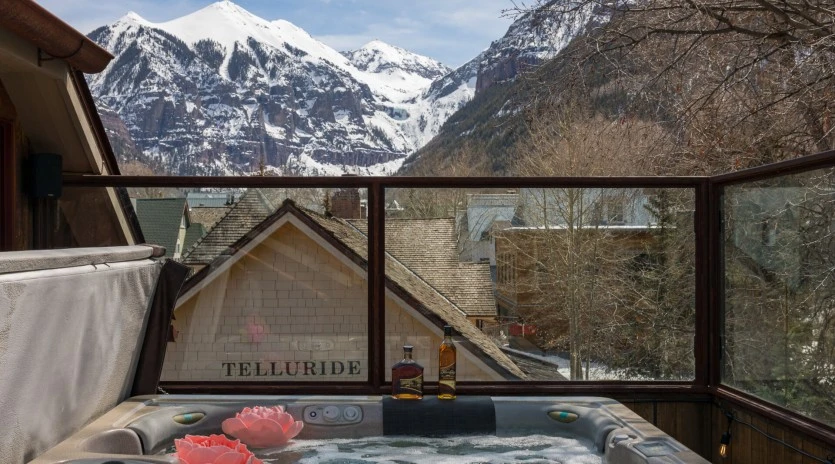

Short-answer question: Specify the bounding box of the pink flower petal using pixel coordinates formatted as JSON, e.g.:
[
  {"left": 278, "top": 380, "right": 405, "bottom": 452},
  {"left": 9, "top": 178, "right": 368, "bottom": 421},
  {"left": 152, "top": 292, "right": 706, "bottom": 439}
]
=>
[
  {"left": 274, "top": 413, "right": 294, "bottom": 431},
  {"left": 222, "top": 417, "right": 247, "bottom": 436},
  {"left": 247, "top": 418, "right": 283, "bottom": 435},
  {"left": 214, "top": 451, "right": 251, "bottom": 464},
  {"left": 183, "top": 446, "right": 225, "bottom": 463},
  {"left": 285, "top": 420, "right": 304, "bottom": 440}
]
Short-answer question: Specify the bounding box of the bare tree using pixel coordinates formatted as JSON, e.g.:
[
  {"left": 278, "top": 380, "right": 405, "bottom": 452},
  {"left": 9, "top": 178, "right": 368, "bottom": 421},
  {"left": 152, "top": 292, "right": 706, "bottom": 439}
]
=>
[
  {"left": 492, "top": 98, "right": 698, "bottom": 380},
  {"left": 723, "top": 170, "right": 835, "bottom": 423},
  {"left": 511, "top": 0, "right": 835, "bottom": 174}
]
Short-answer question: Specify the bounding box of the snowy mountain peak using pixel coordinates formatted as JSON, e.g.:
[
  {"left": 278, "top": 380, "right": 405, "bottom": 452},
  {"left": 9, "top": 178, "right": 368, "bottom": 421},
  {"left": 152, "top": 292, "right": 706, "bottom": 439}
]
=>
[
  {"left": 86, "top": 1, "right": 578, "bottom": 177},
  {"left": 193, "top": 0, "right": 263, "bottom": 24},
  {"left": 359, "top": 39, "right": 407, "bottom": 54},
  {"left": 157, "top": 1, "right": 272, "bottom": 47},
  {"left": 113, "top": 11, "right": 150, "bottom": 27},
  {"left": 346, "top": 40, "right": 451, "bottom": 80}
]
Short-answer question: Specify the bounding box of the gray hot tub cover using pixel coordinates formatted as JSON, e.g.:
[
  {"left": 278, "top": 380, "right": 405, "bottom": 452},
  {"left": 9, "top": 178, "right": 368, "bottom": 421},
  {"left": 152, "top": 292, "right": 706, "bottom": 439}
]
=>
[{"left": 0, "top": 246, "right": 162, "bottom": 463}]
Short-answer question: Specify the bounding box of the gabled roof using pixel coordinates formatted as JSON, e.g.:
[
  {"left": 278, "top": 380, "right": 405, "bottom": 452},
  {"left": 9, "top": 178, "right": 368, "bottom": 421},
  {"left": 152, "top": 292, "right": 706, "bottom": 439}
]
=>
[
  {"left": 0, "top": 1, "right": 113, "bottom": 73},
  {"left": 182, "top": 189, "right": 274, "bottom": 265},
  {"left": 180, "top": 195, "right": 526, "bottom": 380},
  {"left": 135, "top": 198, "right": 187, "bottom": 258},
  {"left": 351, "top": 218, "right": 496, "bottom": 317}
]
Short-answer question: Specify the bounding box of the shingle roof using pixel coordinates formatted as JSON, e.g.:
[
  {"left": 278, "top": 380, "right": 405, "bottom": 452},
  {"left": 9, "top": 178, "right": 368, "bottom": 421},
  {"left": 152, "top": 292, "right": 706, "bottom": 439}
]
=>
[
  {"left": 188, "top": 206, "right": 230, "bottom": 231},
  {"left": 181, "top": 194, "right": 526, "bottom": 380},
  {"left": 181, "top": 190, "right": 275, "bottom": 265},
  {"left": 183, "top": 223, "right": 206, "bottom": 252},
  {"left": 502, "top": 349, "right": 567, "bottom": 380},
  {"left": 351, "top": 218, "right": 496, "bottom": 318},
  {"left": 134, "top": 198, "right": 187, "bottom": 258}
]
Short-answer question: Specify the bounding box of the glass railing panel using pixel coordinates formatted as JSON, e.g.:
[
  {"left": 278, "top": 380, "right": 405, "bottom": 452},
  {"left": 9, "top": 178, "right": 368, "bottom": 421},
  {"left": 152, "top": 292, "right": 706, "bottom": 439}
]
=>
[
  {"left": 383, "top": 187, "right": 696, "bottom": 382},
  {"left": 166, "top": 187, "right": 368, "bottom": 383},
  {"left": 61, "top": 186, "right": 370, "bottom": 383},
  {"left": 722, "top": 167, "right": 835, "bottom": 427}
]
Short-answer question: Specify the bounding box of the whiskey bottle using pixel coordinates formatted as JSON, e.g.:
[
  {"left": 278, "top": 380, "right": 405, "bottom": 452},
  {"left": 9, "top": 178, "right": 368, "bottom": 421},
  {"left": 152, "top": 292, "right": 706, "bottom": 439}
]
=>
[
  {"left": 438, "top": 325, "right": 456, "bottom": 399},
  {"left": 391, "top": 345, "right": 423, "bottom": 400}
]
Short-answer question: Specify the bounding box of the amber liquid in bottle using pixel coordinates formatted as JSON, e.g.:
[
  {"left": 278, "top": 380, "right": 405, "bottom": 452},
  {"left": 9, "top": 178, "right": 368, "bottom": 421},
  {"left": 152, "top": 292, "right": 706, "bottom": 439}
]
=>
[
  {"left": 438, "top": 325, "right": 456, "bottom": 399},
  {"left": 392, "top": 345, "right": 423, "bottom": 399}
]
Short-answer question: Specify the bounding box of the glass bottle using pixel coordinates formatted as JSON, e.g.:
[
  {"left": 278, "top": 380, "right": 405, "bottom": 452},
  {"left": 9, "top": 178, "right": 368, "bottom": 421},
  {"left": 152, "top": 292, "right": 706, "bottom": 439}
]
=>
[
  {"left": 438, "top": 325, "right": 457, "bottom": 399},
  {"left": 391, "top": 345, "right": 423, "bottom": 399}
]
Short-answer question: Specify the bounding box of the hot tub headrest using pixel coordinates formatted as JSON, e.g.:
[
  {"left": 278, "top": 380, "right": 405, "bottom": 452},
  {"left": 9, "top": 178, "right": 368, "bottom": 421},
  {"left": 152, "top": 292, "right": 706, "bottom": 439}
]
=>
[{"left": 383, "top": 396, "right": 496, "bottom": 436}]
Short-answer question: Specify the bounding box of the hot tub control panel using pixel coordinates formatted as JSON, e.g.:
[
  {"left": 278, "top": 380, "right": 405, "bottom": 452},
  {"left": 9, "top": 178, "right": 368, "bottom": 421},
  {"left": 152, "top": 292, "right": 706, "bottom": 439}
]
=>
[{"left": 303, "top": 404, "right": 363, "bottom": 425}]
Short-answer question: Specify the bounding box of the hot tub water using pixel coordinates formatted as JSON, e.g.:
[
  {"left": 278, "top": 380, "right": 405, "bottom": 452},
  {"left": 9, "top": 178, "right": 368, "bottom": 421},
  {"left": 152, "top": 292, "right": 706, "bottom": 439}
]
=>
[
  {"left": 30, "top": 396, "right": 710, "bottom": 464},
  {"left": 235, "top": 435, "right": 602, "bottom": 464}
]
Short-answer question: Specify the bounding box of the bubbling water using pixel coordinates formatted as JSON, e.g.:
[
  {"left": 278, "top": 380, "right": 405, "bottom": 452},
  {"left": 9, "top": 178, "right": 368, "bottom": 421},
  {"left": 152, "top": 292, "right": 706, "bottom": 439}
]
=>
[{"left": 257, "top": 434, "right": 602, "bottom": 464}]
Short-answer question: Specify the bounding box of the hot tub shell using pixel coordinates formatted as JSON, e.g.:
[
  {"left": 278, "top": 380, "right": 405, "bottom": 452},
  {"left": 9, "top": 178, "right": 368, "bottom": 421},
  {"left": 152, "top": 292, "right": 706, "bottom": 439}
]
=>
[{"left": 31, "top": 395, "right": 708, "bottom": 464}]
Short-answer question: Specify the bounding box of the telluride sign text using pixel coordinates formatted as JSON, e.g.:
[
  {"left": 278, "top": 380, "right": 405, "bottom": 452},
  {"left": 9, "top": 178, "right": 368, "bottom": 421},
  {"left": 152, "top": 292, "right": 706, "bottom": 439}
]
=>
[{"left": 222, "top": 360, "right": 362, "bottom": 377}]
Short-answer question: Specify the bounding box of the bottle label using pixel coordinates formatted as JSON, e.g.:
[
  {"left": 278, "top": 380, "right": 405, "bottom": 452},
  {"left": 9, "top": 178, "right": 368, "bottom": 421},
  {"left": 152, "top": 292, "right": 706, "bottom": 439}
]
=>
[
  {"left": 439, "top": 363, "right": 456, "bottom": 380},
  {"left": 398, "top": 375, "right": 423, "bottom": 394},
  {"left": 439, "top": 379, "right": 456, "bottom": 389}
]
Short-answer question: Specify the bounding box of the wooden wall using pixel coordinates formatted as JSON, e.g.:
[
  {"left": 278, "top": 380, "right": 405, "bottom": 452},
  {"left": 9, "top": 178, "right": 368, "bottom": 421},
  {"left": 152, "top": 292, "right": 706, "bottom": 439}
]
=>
[
  {"left": 617, "top": 399, "right": 834, "bottom": 464},
  {"left": 708, "top": 403, "right": 833, "bottom": 464}
]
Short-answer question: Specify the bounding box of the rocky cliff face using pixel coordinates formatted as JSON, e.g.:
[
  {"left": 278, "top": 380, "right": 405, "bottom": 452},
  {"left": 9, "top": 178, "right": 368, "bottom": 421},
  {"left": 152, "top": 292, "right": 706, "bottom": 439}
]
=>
[
  {"left": 473, "top": 2, "right": 593, "bottom": 93},
  {"left": 88, "top": 1, "right": 587, "bottom": 176},
  {"left": 87, "top": 2, "right": 460, "bottom": 176},
  {"left": 397, "top": 3, "right": 598, "bottom": 175}
]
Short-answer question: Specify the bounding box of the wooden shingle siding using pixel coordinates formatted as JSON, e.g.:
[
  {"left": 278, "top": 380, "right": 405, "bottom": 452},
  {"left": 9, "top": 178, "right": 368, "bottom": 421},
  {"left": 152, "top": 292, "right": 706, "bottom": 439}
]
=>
[{"left": 350, "top": 218, "right": 497, "bottom": 318}]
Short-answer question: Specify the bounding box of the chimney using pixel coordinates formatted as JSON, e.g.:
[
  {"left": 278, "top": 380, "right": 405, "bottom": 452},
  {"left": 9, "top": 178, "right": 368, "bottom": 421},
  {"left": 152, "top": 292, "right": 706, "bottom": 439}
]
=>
[{"left": 330, "top": 188, "right": 361, "bottom": 219}]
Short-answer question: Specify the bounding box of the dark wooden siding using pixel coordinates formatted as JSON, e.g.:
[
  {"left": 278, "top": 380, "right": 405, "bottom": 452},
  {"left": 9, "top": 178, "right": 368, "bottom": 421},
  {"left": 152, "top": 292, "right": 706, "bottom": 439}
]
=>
[{"left": 617, "top": 399, "right": 834, "bottom": 464}]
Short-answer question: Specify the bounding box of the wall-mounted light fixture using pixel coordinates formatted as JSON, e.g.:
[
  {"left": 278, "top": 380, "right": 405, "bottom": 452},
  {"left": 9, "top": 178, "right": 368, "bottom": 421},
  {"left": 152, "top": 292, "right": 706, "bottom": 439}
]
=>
[{"left": 719, "top": 429, "right": 731, "bottom": 458}]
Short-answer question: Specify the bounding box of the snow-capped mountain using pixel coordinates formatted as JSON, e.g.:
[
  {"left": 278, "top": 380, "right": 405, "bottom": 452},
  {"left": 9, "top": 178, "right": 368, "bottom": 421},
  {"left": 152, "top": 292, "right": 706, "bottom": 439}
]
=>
[
  {"left": 398, "top": 2, "right": 598, "bottom": 175},
  {"left": 88, "top": 1, "right": 587, "bottom": 176},
  {"left": 473, "top": 1, "right": 595, "bottom": 92},
  {"left": 344, "top": 40, "right": 451, "bottom": 100},
  {"left": 397, "top": 2, "right": 594, "bottom": 158},
  {"left": 88, "top": 1, "right": 458, "bottom": 175}
]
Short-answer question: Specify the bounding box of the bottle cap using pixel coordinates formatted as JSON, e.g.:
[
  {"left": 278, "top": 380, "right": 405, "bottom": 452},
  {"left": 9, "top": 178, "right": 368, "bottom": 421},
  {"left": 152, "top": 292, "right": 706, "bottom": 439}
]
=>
[
  {"left": 443, "top": 325, "right": 453, "bottom": 336},
  {"left": 403, "top": 345, "right": 413, "bottom": 352}
]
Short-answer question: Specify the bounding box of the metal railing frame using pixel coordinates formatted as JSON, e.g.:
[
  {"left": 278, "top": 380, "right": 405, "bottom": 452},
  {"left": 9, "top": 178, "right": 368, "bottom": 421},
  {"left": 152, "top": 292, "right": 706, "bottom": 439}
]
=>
[{"left": 62, "top": 149, "right": 835, "bottom": 446}]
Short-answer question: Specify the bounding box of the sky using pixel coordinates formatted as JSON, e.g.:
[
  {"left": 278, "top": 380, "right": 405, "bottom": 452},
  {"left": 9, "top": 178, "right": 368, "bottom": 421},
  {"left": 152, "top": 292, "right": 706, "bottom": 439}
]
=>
[{"left": 37, "top": 0, "right": 518, "bottom": 67}]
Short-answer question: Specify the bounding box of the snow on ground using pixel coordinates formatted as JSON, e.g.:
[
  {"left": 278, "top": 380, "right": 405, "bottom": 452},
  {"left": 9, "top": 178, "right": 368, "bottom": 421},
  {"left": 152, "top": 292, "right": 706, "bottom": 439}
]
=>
[{"left": 502, "top": 346, "right": 652, "bottom": 381}]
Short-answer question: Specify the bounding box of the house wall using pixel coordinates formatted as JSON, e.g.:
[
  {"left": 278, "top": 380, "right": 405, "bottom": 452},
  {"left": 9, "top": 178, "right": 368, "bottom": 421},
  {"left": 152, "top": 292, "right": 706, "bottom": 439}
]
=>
[
  {"left": 162, "top": 222, "right": 497, "bottom": 382},
  {"left": 1, "top": 69, "right": 130, "bottom": 249},
  {"left": 0, "top": 80, "right": 32, "bottom": 250}
]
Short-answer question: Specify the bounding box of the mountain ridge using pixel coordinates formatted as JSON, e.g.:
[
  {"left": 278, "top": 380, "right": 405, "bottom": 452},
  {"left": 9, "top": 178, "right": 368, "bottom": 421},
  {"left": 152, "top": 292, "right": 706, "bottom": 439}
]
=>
[{"left": 88, "top": 1, "right": 582, "bottom": 176}]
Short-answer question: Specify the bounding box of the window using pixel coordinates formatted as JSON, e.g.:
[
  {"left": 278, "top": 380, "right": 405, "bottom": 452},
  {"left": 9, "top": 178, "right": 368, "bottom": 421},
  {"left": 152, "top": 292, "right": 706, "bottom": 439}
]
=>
[{"left": 722, "top": 167, "right": 835, "bottom": 428}]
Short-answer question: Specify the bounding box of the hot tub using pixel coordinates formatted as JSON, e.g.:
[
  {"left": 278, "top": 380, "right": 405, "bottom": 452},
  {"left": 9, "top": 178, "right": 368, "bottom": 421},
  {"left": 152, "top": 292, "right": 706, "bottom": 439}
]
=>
[{"left": 30, "top": 395, "right": 708, "bottom": 463}]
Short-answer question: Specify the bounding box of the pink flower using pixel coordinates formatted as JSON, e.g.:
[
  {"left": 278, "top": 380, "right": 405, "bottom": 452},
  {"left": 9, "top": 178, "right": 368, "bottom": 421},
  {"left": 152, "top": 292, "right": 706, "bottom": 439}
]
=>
[
  {"left": 174, "top": 434, "right": 262, "bottom": 464},
  {"left": 222, "top": 405, "right": 304, "bottom": 448}
]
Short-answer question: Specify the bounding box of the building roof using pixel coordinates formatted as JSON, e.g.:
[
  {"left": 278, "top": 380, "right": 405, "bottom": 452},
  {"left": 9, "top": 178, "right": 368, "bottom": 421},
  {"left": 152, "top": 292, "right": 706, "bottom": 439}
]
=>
[
  {"left": 187, "top": 192, "right": 237, "bottom": 208},
  {"left": 183, "top": 222, "right": 206, "bottom": 253},
  {"left": 351, "top": 218, "right": 497, "bottom": 318},
  {"left": 0, "top": 1, "right": 113, "bottom": 73},
  {"left": 502, "top": 349, "right": 567, "bottom": 381},
  {"left": 134, "top": 198, "right": 187, "bottom": 258},
  {"left": 188, "top": 206, "right": 230, "bottom": 231},
  {"left": 467, "top": 193, "right": 519, "bottom": 207},
  {"left": 182, "top": 190, "right": 275, "bottom": 265},
  {"left": 180, "top": 193, "right": 526, "bottom": 380}
]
